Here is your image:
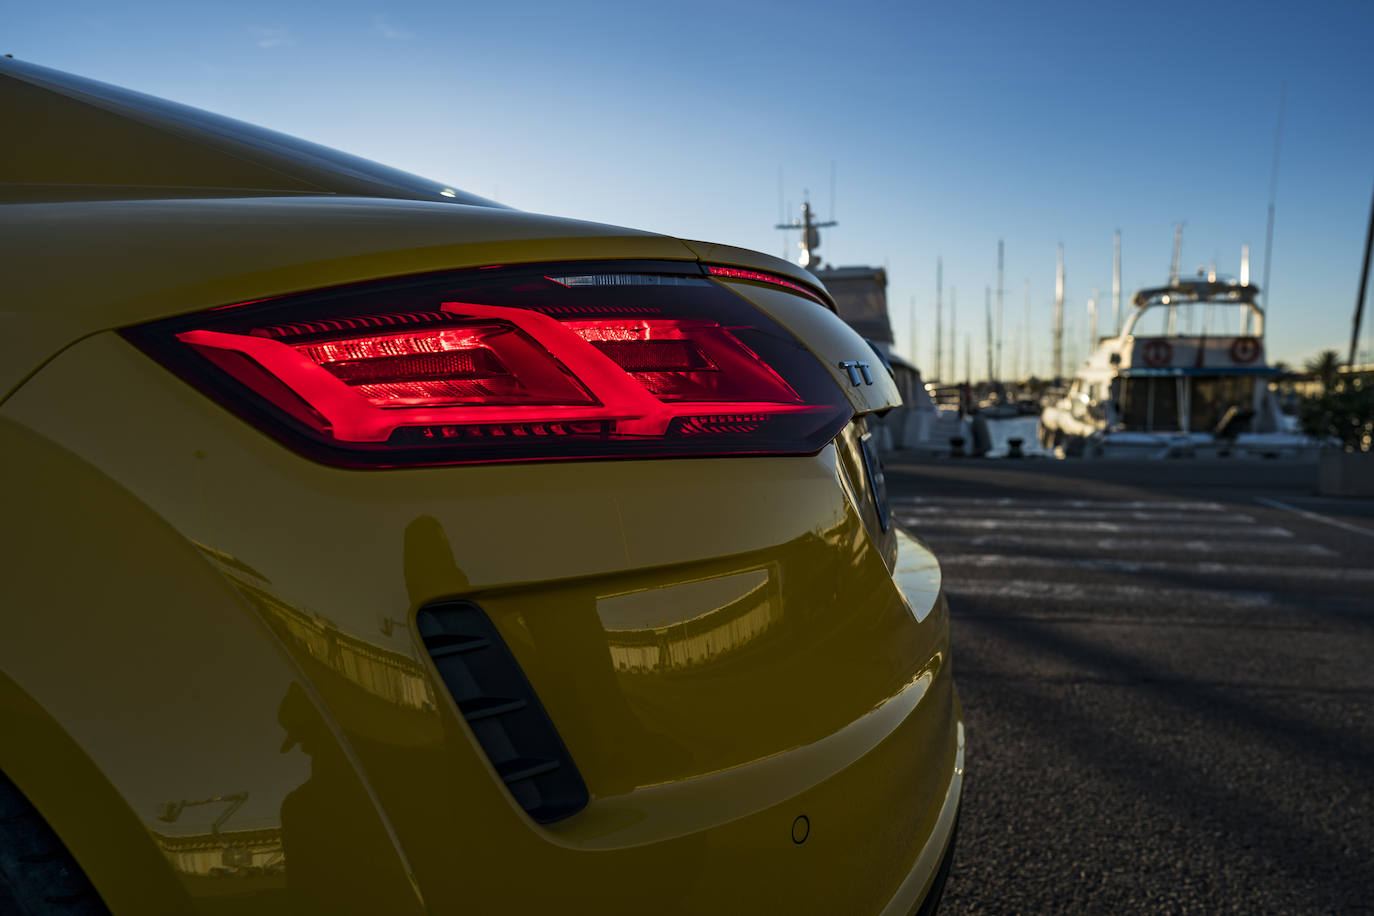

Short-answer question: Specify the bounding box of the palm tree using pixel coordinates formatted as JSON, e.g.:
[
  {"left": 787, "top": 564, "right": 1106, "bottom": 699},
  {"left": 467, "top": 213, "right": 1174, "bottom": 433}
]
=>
[{"left": 1305, "top": 349, "right": 1342, "bottom": 392}]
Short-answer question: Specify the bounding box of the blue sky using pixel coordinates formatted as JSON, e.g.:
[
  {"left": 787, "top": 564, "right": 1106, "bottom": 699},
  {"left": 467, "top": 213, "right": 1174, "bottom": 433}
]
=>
[{"left": 10, "top": 0, "right": 1374, "bottom": 375}]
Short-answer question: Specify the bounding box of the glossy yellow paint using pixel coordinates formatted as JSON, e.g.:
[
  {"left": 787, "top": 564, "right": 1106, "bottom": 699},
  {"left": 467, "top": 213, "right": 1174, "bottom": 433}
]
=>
[
  {"left": 0, "top": 415, "right": 425, "bottom": 916},
  {"left": 2, "top": 326, "right": 959, "bottom": 913},
  {"left": 1, "top": 56, "right": 960, "bottom": 915},
  {"left": 3, "top": 71, "right": 322, "bottom": 196}
]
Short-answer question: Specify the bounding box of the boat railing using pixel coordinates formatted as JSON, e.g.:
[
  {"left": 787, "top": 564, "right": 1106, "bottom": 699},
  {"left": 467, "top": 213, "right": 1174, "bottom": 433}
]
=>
[{"left": 1121, "top": 281, "right": 1264, "bottom": 340}]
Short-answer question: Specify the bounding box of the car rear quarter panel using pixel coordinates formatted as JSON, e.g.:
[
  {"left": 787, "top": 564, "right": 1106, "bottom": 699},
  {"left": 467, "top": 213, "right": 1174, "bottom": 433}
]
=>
[{"left": 0, "top": 416, "right": 425, "bottom": 915}]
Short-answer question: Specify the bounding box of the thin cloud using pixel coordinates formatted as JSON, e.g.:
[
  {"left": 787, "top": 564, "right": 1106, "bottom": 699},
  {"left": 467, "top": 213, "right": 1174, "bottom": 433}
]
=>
[
  {"left": 373, "top": 15, "right": 415, "bottom": 40},
  {"left": 253, "top": 27, "right": 295, "bottom": 49}
]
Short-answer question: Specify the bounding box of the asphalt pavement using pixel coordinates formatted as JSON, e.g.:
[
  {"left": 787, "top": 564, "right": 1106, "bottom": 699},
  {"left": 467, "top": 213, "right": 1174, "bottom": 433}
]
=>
[{"left": 883, "top": 456, "right": 1374, "bottom": 915}]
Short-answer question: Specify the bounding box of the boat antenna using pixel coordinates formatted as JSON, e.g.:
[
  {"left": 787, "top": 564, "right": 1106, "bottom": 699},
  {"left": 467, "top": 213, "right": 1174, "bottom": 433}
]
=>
[
  {"left": 1053, "top": 244, "right": 1065, "bottom": 381},
  {"left": 1350, "top": 178, "right": 1374, "bottom": 368},
  {"left": 1241, "top": 244, "right": 1253, "bottom": 335},
  {"left": 1168, "top": 222, "right": 1184, "bottom": 334},
  {"left": 935, "top": 258, "right": 944, "bottom": 381},
  {"left": 1198, "top": 290, "right": 1212, "bottom": 368},
  {"left": 1169, "top": 222, "right": 1183, "bottom": 285},
  {"left": 996, "top": 239, "right": 1004, "bottom": 383},
  {"left": 829, "top": 160, "right": 837, "bottom": 223},
  {"left": 1260, "top": 84, "right": 1286, "bottom": 345},
  {"left": 1113, "top": 229, "right": 1122, "bottom": 335},
  {"left": 774, "top": 193, "right": 836, "bottom": 269}
]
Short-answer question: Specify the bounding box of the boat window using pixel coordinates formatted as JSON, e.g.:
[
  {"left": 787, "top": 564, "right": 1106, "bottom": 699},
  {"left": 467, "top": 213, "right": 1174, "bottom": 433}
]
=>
[
  {"left": 1190, "top": 377, "right": 1254, "bottom": 432},
  {"left": 1120, "top": 377, "right": 1179, "bottom": 431}
]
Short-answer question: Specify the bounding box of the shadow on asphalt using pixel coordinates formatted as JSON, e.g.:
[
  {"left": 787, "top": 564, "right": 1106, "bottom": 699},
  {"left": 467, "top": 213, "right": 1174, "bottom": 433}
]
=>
[{"left": 885, "top": 457, "right": 1374, "bottom": 911}]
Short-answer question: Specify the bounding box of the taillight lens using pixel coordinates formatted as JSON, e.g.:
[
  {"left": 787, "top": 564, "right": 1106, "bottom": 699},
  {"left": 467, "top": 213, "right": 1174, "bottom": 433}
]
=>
[
  {"left": 704, "top": 265, "right": 830, "bottom": 306},
  {"left": 124, "top": 261, "right": 851, "bottom": 467}
]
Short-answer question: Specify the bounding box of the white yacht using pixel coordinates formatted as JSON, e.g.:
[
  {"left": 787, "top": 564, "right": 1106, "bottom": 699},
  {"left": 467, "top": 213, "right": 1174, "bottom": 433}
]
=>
[{"left": 1038, "top": 277, "right": 1314, "bottom": 458}]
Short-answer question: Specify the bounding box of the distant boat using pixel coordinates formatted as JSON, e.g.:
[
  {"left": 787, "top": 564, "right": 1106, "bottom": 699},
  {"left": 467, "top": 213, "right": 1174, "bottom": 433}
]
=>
[
  {"left": 975, "top": 399, "right": 1020, "bottom": 420},
  {"left": 871, "top": 357, "right": 973, "bottom": 454},
  {"left": 1037, "top": 276, "right": 1317, "bottom": 458}
]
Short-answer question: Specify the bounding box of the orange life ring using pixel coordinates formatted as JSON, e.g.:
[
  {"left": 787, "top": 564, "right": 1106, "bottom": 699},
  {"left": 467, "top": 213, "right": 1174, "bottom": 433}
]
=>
[
  {"left": 1230, "top": 336, "right": 1260, "bottom": 363},
  {"left": 1142, "top": 339, "right": 1173, "bottom": 367}
]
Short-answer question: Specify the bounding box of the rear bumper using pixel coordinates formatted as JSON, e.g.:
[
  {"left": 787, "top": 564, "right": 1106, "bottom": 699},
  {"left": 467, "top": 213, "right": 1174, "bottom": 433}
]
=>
[
  {"left": 0, "top": 330, "right": 964, "bottom": 914},
  {"left": 913, "top": 813, "right": 959, "bottom": 916},
  {"left": 881, "top": 721, "right": 964, "bottom": 916}
]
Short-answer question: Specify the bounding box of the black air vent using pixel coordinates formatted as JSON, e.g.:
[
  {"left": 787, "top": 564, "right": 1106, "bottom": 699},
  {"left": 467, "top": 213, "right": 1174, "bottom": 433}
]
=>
[{"left": 417, "top": 601, "right": 589, "bottom": 823}]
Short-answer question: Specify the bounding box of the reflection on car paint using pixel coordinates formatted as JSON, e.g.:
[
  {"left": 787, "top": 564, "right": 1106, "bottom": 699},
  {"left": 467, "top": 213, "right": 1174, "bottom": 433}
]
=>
[
  {"left": 891, "top": 530, "right": 944, "bottom": 623},
  {"left": 194, "top": 543, "right": 437, "bottom": 714},
  {"left": 597, "top": 567, "right": 778, "bottom": 673},
  {"left": 551, "top": 654, "right": 945, "bottom": 850},
  {"left": 150, "top": 824, "right": 284, "bottom": 878},
  {"left": 240, "top": 577, "right": 435, "bottom": 713}
]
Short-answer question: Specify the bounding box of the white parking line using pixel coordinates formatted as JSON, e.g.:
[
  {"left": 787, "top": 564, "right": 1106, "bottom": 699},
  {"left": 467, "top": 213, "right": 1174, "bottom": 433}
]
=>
[
  {"left": 909, "top": 534, "right": 1336, "bottom": 557},
  {"left": 1254, "top": 497, "right": 1374, "bottom": 539},
  {"left": 944, "top": 579, "right": 1277, "bottom": 608},
  {"left": 895, "top": 517, "right": 1294, "bottom": 536},
  {"left": 892, "top": 497, "right": 1228, "bottom": 511},
  {"left": 940, "top": 553, "right": 1374, "bottom": 582}
]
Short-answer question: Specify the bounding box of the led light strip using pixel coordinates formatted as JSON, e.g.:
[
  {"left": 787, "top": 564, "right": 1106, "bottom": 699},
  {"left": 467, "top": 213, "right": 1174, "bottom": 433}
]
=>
[{"left": 704, "top": 265, "right": 829, "bottom": 307}]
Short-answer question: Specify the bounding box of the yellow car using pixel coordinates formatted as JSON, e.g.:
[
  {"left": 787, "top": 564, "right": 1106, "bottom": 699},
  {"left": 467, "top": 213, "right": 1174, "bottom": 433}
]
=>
[{"left": 0, "top": 58, "right": 962, "bottom": 915}]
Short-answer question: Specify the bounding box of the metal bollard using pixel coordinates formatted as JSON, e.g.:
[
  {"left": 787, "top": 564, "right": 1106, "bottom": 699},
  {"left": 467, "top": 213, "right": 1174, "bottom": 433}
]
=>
[
  {"left": 971, "top": 416, "right": 992, "bottom": 457},
  {"left": 1007, "top": 437, "right": 1024, "bottom": 459}
]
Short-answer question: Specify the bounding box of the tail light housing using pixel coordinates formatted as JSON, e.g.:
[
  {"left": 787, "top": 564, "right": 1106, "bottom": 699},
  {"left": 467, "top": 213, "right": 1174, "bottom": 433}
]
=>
[{"left": 123, "top": 261, "right": 850, "bottom": 467}]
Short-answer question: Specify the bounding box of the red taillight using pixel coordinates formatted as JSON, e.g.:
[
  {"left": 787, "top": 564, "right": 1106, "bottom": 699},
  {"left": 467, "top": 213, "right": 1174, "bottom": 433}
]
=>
[{"left": 125, "top": 262, "right": 850, "bottom": 466}]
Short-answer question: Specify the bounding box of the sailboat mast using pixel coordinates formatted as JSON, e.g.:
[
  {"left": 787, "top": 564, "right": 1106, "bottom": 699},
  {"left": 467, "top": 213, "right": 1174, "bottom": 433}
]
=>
[
  {"left": 1168, "top": 223, "right": 1183, "bottom": 334},
  {"left": 935, "top": 258, "right": 943, "bottom": 381},
  {"left": 1089, "top": 286, "right": 1099, "bottom": 352},
  {"left": 1261, "top": 86, "right": 1286, "bottom": 346},
  {"left": 1023, "top": 278, "right": 1031, "bottom": 379},
  {"left": 1350, "top": 181, "right": 1374, "bottom": 367},
  {"left": 1169, "top": 223, "right": 1183, "bottom": 284},
  {"left": 910, "top": 296, "right": 918, "bottom": 369},
  {"left": 985, "top": 285, "right": 993, "bottom": 385},
  {"left": 1240, "top": 244, "right": 1252, "bottom": 336},
  {"left": 996, "top": 239, "right": 1004, "bottom": 383},
  {"left": 950, "top": 287, "right": 958, "bottom": 382},
  {"left": 1053, "top": 245, "right": 1065, "bottom": 380},
  {"left": 1112, "top": 229, "right": 1122, "bottom": 334}
]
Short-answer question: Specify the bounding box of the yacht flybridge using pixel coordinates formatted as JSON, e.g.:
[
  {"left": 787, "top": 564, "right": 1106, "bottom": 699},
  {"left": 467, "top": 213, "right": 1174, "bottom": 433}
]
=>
[{"left": 1039, "top": 277, "right": 1313, "bottom": 458}]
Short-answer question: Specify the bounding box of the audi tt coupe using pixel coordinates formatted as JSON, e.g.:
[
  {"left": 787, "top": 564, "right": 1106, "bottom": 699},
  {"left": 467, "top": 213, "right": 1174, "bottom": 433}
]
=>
[{"left": 0, "top": 57, "right": 962, "bottom": 915}]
